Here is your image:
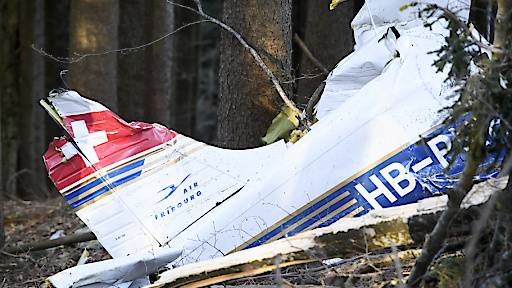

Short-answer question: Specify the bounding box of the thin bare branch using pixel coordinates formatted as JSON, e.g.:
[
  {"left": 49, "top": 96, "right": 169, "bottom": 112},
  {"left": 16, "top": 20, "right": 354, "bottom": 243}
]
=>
[
  {"left": 306, "top": 82, "right": 326, "bottom": 121},
  {"left": 462, "top": 176, "right": 512, "bottom": 287},
  {"left": 293, "top": 33, "right": 329, "bottom": 74},
  {"left": 32, "top": 20, "right": 209, "bottom": 64},
  {"left": 407, "top": 119, "right": 485, "bottom": 287},
  {"left": 430, "top": 4, "right": 504, "bottom": 55},
  {"left": 168, "top": 0, "right": 301, "bottom": 116}
]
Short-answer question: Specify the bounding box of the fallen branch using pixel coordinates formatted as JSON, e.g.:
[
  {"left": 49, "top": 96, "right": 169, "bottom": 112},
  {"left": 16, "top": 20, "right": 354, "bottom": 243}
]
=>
[
  {"left": 225, "top": 249, "right": 421, "bottom": 286},
  {"left": 328, "top": 248, "right": 421, "bottom": 280},
  {"left": 2, "top": 231, "right": 96, "bottom": 254}
]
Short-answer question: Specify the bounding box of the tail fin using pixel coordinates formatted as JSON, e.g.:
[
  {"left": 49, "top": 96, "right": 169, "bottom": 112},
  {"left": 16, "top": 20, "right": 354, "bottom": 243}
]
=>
[
  {"left": 42, "top": 91, "right": 177, "bottom": 191},
  {"left": 42, "top": 90, "right": 284, "bottom": 257}
]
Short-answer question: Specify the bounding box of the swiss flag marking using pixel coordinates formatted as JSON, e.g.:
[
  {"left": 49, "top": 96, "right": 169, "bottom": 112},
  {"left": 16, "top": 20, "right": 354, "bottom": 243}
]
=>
[
  {"left": 44, "top": 109, "right": 177, "bottom": 190},
  {"left": 69, "top": 120, "right": 108, "bottom": 165}
]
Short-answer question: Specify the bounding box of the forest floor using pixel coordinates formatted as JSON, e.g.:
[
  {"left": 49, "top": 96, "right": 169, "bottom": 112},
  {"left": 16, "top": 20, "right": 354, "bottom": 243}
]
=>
[
  {"left": 0, "top": 198, "right": 462, "bottom": 288},
  {"left": 0, "top": 198, "right": 110, "bottom": 288},
  {"left": 0, "top": 197, "right": 417, "bottom": 288}
]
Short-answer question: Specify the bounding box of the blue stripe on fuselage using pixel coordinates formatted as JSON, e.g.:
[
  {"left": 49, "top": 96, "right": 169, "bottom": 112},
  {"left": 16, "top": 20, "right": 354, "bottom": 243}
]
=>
[
  {"left": 242, "top": 123, "right": 501, "bottom": 250},
  {"left": 243, "top": 184, "right": 353, "bottom": 249},
  {"left": 70, "top": 170, "right": 142, "bottom": 209},
  {"left": 64, "top": 159, "right": 145, "bottom": 201},
  {"left": 284, "top": 195, "right": 358, "bottom": 238}
]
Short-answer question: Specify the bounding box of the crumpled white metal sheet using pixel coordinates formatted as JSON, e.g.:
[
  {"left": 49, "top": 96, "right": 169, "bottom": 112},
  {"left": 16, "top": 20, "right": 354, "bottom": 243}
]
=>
[
  {"left": 316, "top": 0, "right": 470, "bottom": 119},
  {"left": 47, "top": 248, "right": 180, "bottom": 288}
]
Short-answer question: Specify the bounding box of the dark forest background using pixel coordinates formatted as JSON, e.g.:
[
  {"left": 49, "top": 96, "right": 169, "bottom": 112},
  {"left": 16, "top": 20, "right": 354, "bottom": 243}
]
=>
[
  {"left": 0, "top": 0, "right": 493, "bottom": 202},
  {"left": 0, "top": 0, "right": 364, "bottom": 201}
]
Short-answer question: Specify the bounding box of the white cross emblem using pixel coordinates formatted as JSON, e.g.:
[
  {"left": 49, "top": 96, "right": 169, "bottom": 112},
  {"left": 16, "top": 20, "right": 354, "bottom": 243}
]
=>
[{"left": 60, "top": 120, "right": 108, "bottom": 166}]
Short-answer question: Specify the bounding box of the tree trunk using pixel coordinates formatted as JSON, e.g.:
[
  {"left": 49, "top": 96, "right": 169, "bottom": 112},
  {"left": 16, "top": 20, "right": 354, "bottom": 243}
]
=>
[
  {"left": 0, "top": 207, "right": 3, "bottom": 249},
  {"left": 295, "top": 1, "right": 354, "bottom": 105},
  {"left": 196, "top": 0, "right": 223, "bottom": 143},
  {"left": 45, "top": 0, "right": 70, "bottom": 157},
  {"left": 172, "top": 0, "right": 200, "bottom": 136},
  {"left": 143, "top": 0, "right": 174, "bottom": 127},
  {"left": 0, "top": 0, "right": 20, "bottom": 197},
  {"left": 0, "top": 0, "right": 16, "bottom": 248},
  {"left": 470, "top": 0, "right": 496, "bottom": 41},
  {"left": 117, "top": 1, "right": 146, "bottom": 122},
  {"left": 217, "top": 0, "right": 293, "bottom": 149},
  {"left": 18, "top": 0, "right": 47, "bottom": 200},
  {"left": 68, "top": 0, "right": 119, "bottom": 110},
  {"left": 494, "top": 0, "right": 511, "bottom": 50}
]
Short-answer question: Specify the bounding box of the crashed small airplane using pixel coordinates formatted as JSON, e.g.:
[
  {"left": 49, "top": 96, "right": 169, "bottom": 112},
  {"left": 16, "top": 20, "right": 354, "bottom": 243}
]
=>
[{"left": 42, "top": 0, "right": 500, "bottom": 287}]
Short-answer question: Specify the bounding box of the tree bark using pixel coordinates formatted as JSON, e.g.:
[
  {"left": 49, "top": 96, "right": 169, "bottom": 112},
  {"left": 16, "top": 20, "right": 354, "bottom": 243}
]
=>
[
  {"left": 295, "top": 0, "right": 354, "bottom": 105},
  {"left": 143, "top": 0, "right": 174, "bottom": 127},
  {"left": 45, "top": 0, "right": 70, "bottom": 154},
  {"left": 68, "top": 0, "right": 119, "bottom": 110},
  {"left": 0, "top": 2, "right": 3, "bottom": 247},
  {"left": 0, "top": 0, "right": 20, "bottom": 246},
  {"left": 117, "top": 1, "right": 146, "bottom": 122},
  {"left": 470, "top": 0, "right": 497, "bottom": 41},
  {"left": 217, "top": 0, "right": 293, "bottom": 149},
  {"left": 18, "top": 0, "right": 47, "bottom": 200},
  {"left": 493, "top": 0, "right": 511, "bottom": 50},
  {"left": 172, "top": 0, "right": 200, "bottom": 136},
  {"left": 0, "top": 0, "right": 20, "bottom": 197},
  {"left": 0, "top": 207, "right": 3, "bottom": 249}
]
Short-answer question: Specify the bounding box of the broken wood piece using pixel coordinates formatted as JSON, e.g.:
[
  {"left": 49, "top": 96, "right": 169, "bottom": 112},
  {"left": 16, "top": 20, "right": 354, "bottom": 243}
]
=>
[
  {"left": 151, "top": 177, "right": 507, "bottom": 288},
  {"left": 306, "top": 82, "right": 326, "bottom": 121},
  {"left": 331, "top": 248, "right": 422, "bottom": 276},
  {"left": 2, "top": 231, "right": 96, "bottom": 254}
]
